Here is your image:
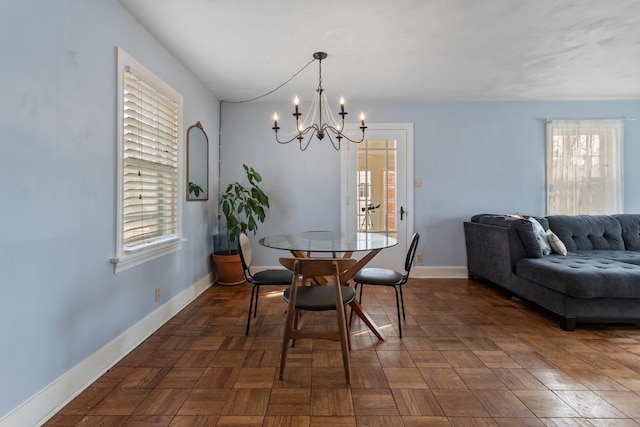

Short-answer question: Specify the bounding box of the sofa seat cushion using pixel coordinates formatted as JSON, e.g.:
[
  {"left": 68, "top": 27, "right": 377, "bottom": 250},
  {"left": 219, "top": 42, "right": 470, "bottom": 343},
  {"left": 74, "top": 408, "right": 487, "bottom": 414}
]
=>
[
  {"left": 516, "top": 254, "right": 640, "bottom": 298},
  {"left": 571, "top": 250, "right": 640, "bottom": 266}
]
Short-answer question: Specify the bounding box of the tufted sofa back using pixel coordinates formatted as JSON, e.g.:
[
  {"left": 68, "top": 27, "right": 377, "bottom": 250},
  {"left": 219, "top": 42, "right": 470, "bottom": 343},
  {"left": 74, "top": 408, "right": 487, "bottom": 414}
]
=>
[
  {"left": 468, "top": 214, "right": 640, "bottom": 259},
  {"left": 613, "top": 214, "right": 640, "bottom": 250},
  {"left": 547, "top": 215, "right": 625, "bottom": 251}
]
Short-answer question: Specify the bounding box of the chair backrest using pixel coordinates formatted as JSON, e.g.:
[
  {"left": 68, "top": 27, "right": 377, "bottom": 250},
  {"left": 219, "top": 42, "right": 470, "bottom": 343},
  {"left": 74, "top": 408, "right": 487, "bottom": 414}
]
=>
[
  {"left": 237, "top": 233, "right": 252, "bottom": 278},
  {"left": 404, "top": 233, "right": 420, "bottom": 277},
  {"left": 279, "top": 257, "right": 357, "bottom": 286}
]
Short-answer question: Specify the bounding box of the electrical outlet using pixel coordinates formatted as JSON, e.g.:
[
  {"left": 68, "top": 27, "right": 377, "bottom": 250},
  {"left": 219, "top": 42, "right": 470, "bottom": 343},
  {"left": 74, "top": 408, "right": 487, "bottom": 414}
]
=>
[
  {"left": 416, "top": 253, "right": 423, "bottom": 263},
  {"left": 155, "top": 287, "right": 160, "bottom": 302}
]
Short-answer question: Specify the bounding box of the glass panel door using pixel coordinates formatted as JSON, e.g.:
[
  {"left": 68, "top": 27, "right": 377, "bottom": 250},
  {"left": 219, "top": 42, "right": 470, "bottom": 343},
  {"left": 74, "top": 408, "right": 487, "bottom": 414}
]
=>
[
  {"left": 342, "top": 123, "right": 413, "bottom": 271},
  {"left": 357, "top": 139, "right": 397, "bottom": 241}
]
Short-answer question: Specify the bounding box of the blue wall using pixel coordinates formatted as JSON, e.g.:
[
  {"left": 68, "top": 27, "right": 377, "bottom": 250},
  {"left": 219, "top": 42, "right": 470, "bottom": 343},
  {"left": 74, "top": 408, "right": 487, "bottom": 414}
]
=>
[
  {"left": 220, "top": 100, "right": 640, "bottom": 268},
  {"left": 0, "top": 0, "right": 219, "bottom": 419}
]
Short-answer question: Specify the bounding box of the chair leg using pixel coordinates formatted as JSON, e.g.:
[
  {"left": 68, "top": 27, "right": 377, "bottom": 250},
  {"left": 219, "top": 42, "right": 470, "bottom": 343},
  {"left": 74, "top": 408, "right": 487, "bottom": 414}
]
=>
[
  {"left": 343, "top": 309, "right": 352, "bottom": 351},
  {"left": 399, "top": 285, "right": 406, "bottom": 320},
  {"left": 279, "top": 301, "right": 297, "bottom": 380},
  {"left": 336, "top": 303, "right": 351, "bottom": 384},
  {"left": 246, "top": 283, "right": 258, "bottom": 336},
  {"left": 253, "top": 284, "right": 260, "bottom": 316},
  {"left": 290, "top": 308, "right": 302, "bottom": 348},
  {"left": 393, "top": 286, "right": 403, "bottom": 338}
]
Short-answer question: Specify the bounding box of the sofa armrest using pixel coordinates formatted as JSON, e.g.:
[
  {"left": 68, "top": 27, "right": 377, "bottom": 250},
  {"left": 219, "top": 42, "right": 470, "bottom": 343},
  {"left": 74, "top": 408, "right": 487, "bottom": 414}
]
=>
[{"left": 464, "top": 221, "right": 528, "bottom": 287}]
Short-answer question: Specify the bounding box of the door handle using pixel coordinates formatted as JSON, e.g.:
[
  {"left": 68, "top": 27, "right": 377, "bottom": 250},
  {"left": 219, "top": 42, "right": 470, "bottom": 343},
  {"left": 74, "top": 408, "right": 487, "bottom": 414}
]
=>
[{"left": 400, "top": 206, "right": 405, "bottom": 221}]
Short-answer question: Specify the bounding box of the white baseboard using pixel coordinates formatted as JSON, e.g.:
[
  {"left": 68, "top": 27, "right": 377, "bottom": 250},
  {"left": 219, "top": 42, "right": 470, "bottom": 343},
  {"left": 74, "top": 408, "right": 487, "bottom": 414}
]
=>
[
  {"left": 0, "top": 274, "right": 212, "bottom": 427},
  {"left": 411, "top": 266, "right": 468, "bottom": 278}
]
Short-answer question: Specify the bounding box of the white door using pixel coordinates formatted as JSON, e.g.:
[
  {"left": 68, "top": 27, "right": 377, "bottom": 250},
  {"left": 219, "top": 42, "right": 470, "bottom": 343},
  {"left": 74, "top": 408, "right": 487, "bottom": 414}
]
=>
[{"left": 341, "top": 123, "right": 414, "bottom": 271}]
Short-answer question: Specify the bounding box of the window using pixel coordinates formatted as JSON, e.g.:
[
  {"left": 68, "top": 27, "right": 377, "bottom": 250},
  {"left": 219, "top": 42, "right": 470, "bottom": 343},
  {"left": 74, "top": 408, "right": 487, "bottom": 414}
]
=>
[
  {"left": 112, "top": 48, "right": 184, "bottom": 273},
  {"left": 546, "top": 119, "right": 623, "bottom": 215}
]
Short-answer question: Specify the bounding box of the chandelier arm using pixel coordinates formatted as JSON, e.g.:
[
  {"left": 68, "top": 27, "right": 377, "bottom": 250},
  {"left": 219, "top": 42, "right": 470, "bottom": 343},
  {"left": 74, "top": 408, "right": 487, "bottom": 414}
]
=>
[
  {"left": 330, "top": 124, "right": 366, "bottom": 144},
  {"left": 324, "top": 132, "right": 341, "bottom": 151},
  {"left": 299, "top": 123, "right": 319, "bottom": 136},
  {"left": 339, "top": 131, "right": 366, "bottom": 144},
  {"left": 299, "top": 127, "right": 319, "bottom": 151},
  {"left": 276, "top": 123, "right": 319, "bottom": 144},
  {"left": 299, "top": 135, "right": 314, "bottom": 151},
  {"left": 275, "top": 132, "right": 306, "bottom": 145}
]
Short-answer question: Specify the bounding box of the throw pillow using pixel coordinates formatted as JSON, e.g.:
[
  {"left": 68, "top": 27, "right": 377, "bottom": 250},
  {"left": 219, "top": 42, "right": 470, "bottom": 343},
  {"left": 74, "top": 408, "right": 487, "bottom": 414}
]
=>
[
  {"left": 528, "top": 217, "right": 551, "bottom": 256},
  {"left": 546, "top": 229, "right": 567, "bottom": 256}
]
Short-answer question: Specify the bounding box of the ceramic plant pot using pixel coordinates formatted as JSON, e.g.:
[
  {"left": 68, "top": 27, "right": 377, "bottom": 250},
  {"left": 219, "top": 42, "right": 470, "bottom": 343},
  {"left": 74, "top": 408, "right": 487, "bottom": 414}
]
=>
[{"left": 212, "top": 252, "right": 245, "bottom": 286}]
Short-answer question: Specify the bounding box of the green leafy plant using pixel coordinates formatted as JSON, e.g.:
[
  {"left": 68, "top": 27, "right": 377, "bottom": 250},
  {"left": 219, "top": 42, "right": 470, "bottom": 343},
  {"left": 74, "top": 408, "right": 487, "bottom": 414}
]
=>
[
  {"left": 188, "top": 181, "right": 204, "bottom": 197},
  {"left": 219, "top": 164, "right": 270, "bottom": 253}
]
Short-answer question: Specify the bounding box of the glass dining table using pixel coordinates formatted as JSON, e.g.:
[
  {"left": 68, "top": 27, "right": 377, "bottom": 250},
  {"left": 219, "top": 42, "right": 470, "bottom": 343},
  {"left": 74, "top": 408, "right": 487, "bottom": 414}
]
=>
[{"left": 259, "top": 231, "right": 398, "bottom": 341}]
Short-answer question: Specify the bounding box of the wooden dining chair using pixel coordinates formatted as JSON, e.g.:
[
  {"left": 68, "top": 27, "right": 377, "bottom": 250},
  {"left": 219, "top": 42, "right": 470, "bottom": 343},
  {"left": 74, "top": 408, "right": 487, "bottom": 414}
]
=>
[
  {"left": 350, "top": 233, "right": 420, "bottom": 338},
  {"left": 238, "top": 233, "right": 295, "bottom": 335},
  {"left": 278, "top": 257, "right": 357, "bottom": 384}
]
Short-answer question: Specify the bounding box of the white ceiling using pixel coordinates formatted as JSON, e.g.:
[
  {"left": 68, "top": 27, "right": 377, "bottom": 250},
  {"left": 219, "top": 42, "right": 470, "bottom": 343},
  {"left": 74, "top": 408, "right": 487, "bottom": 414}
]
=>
[{"left": 117, "top": 0, "right": 640, "bottom": 102}]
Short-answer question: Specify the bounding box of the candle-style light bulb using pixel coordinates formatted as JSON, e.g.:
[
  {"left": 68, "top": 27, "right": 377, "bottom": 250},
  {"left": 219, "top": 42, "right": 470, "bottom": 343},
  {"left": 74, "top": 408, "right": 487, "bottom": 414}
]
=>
[
  {"left": 360, "top": 112, "right": 366, "bottom": 125},
  {"left": 294, "top": 96, "right": 299, "bottom": 115},
  {"left": 340, "top": 96, "right": 345, "bottom": 113},
  {"left": 273, "top": 113, "right": 278, "bottom": 128}
]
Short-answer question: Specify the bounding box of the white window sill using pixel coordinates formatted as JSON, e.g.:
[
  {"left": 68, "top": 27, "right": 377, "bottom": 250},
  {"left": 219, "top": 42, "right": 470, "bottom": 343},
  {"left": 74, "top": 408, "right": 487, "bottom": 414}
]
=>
[{"left": 111, "top": 237, "right": 186, "bottom": 273}]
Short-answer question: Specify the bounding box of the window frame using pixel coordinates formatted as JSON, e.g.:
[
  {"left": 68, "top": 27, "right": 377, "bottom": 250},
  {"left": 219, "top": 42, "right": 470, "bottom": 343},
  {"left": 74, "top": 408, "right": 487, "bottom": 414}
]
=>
[
  {"left": 545, "top": 119, "right": 623, "bottom": 216},
  {"left": 111, "top": 48, "right": 184, "bottom": 273}
]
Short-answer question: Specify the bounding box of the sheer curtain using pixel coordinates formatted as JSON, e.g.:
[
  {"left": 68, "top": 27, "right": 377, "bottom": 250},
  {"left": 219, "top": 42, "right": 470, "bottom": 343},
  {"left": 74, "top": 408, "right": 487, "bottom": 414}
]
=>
[{"left": 546, "top": 119, "right": 623, "bottom": 215}]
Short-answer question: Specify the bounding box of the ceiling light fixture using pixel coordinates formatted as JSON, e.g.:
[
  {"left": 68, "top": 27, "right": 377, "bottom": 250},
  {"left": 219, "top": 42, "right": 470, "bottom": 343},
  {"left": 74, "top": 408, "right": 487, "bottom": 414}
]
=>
[{"left": 272, "top": 52, "right": 366, "bottom": 151}]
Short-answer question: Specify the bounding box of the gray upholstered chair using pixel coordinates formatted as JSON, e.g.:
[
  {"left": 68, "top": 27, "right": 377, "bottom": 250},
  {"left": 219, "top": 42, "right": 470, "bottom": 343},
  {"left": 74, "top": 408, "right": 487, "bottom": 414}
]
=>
[
  {"left": 238, "top": 233, "right": 294, "bottom": 335},
  {"left": 351, "top": 233, "right": 420, "bottom": 338}
]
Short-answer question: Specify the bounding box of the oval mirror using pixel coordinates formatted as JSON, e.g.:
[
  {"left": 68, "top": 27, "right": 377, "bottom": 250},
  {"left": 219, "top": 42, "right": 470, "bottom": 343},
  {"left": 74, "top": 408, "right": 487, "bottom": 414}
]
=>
[{"left": 186, "top": 121, "right": 209, "bottom": 201}]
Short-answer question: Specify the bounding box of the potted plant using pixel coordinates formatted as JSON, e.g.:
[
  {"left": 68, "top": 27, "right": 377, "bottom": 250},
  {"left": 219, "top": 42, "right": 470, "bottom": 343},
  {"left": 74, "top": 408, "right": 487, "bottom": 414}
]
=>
[{"left": 212, "top": 164, "right": 270, "bottom": 285}]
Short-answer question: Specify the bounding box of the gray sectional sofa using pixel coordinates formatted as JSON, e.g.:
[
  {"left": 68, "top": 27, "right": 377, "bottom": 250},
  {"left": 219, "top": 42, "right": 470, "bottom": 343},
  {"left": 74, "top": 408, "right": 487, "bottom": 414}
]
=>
[{"left": 464, "top": 214, "right": 640, "bottom": 330}]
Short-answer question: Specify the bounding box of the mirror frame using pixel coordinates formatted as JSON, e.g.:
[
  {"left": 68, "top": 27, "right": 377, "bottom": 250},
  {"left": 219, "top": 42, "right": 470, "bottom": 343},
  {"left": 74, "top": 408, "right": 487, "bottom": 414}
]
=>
[{"left": 186, "top": 121, "right": 209, "bottom": 201}]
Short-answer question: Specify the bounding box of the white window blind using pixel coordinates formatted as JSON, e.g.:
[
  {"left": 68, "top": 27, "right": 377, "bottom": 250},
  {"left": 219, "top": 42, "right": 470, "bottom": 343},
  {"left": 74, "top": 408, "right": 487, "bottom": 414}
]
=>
[
  {"left": 123, "top": 71, "right": 179, "bottom": 249},
  {"left": 546, "top": 119, "right": 623, "bottom": 215},
  {"left": 112, "top": 48, "right": 183, "bottom": 273}
]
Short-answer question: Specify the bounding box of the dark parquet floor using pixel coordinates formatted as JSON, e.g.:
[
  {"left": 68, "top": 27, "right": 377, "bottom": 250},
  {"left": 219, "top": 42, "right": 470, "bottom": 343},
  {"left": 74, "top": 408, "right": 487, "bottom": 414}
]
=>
[{"left": 45, "top": 278, "right": 640, "bottom": 426}]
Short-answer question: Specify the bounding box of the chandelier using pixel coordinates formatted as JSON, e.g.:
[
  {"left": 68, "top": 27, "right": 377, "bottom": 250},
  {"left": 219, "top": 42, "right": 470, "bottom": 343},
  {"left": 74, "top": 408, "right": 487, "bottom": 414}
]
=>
[{"left": 272, "top": 52, "right": 367, "bottom": 151}]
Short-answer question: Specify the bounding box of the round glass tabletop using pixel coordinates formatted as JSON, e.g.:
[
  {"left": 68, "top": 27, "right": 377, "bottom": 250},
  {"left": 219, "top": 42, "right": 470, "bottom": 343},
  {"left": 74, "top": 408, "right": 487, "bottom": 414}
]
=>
[{"left": 259, "top": 231, "right": 397, "bottom": 253}]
